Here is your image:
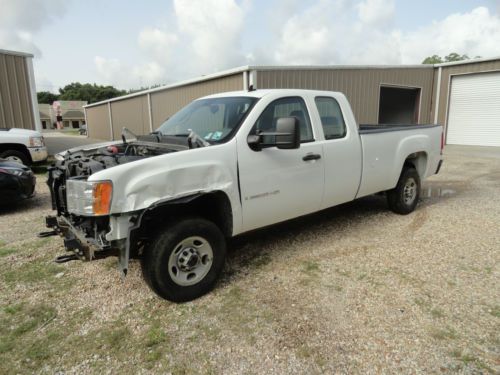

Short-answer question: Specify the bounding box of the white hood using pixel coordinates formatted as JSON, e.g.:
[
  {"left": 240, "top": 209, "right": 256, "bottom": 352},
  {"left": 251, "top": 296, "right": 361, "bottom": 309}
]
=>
[{"left": 2, "top": 128, "right": 42, "bottom": 137}]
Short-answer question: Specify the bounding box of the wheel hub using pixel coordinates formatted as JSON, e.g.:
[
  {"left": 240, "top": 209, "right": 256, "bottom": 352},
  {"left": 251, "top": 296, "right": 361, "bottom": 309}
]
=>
[
  {"left": 177, "top": 248, "right": 200, "bottom": 271},
  {"left": 168, "top": 236, "right": 214, "bottom": 286},
  {"left": 403, "top": 177, "right": 417, "bottom": 204}
]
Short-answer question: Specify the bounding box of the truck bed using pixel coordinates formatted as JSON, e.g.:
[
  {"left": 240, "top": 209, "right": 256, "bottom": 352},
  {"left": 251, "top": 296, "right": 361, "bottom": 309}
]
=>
[{"left": 355, "top": 124, "right": 443, "bottom": 199}]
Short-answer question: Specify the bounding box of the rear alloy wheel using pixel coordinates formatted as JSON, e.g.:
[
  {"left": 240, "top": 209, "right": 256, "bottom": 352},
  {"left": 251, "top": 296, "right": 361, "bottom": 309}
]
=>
[
  {"left": 142, "top": 217, "right": 226, "bottom": 302},
  {"left": 387, "top": 167, "right": 421, "bottom": 215}
]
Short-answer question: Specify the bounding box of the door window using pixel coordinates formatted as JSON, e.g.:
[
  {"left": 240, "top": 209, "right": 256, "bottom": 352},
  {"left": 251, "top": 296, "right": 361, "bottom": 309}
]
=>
[{"left": 251, "top": 97, "right": 314, "bottom": 142}]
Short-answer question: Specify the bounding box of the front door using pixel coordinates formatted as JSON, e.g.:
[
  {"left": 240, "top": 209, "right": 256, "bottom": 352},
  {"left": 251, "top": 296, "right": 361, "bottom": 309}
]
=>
[{"left": 237, "top": 96, "right": 324, "bottom": 232}]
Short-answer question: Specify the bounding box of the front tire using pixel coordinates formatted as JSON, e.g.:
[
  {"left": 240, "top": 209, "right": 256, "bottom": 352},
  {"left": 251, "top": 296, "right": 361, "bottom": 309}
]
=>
[
  {"left": 142, "top": 217, "right": 226, "bottom": 302},
  {"left": 387, "top": 167, "right": 420, "bottom": 215}
]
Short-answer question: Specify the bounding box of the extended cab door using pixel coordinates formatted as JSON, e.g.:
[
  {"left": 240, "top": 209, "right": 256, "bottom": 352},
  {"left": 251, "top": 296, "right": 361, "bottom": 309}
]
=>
[
  {"left": 312, "top": 94, "right": 362, "bottom": 208},
  {"left": 237, "top": 96, "right": 324, "bottom": 232}
]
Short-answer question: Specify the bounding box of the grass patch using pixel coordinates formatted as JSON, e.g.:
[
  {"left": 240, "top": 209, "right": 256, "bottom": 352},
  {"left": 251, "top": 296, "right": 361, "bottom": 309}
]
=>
[
  {"left": 450, "top": 349, "right": 493, "bottom": 372},
  {"left": 357, "top": 272, "right": 367, "bottom": 281},
  {"left": 429, "top": 326, "right": 458, "bottom": 340},
  {"left": 430, "top": 307, "right": 445, "bottom": 318},
  {"left": 2, "top": 261, "right": 63, "bottom": 285},
  {"left": 251, "top": 253, "right": 272, "bottom": 268},
  {"left": 488, "top": 305, "right": 500, "bottom": 318},
  {"left": 144, "top": 323, "right": 168, "bottom": 348},
  {"left": 0, "top": 247, "right": 16, "bottom": 257},
  {"left": 335, "top": 268, "right": 350, "bottom": 277},
  {"left": 0, "top": 303, "right": 57, "bottom": 358},
  {"left": 414, "top": 297, "right": 431, "bottom": 309},
  {"left": 302, "top": 261, "right": 320, "bottom": 274}
]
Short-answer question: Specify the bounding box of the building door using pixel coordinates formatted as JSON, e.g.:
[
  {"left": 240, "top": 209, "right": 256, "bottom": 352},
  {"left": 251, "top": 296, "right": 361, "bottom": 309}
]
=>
[
  {"left": 446, "top": 71, "right": 500, "bottom": 146},
  {"left": 378, "top": 86, "right": 421, "bottom": 124}
]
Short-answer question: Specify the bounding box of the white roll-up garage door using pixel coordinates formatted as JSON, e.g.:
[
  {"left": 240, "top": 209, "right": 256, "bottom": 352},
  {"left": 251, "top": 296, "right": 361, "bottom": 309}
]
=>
[{"left": 446, "top": 71, "right": 500, "bottom": 146}]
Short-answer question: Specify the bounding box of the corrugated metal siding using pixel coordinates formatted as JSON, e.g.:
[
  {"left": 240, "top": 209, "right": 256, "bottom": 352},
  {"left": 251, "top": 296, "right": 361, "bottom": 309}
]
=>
[
  {"left": 110, "top": 96, "right": 150, "bottom": 140},
  {"left": 256, "top": 68, "right": 435, "bottom": 124},
  {"left": 0, "top": 53, "right": 34, "bottom": 129},
  {"left": 86, "top": 104, "right": 110, "bottom": 140},
  {"left": 150, "top": 73, "right": 242, "bottom": 128},
  {"left": 436, "top": 60, "right": 500, "bottom": 125}
]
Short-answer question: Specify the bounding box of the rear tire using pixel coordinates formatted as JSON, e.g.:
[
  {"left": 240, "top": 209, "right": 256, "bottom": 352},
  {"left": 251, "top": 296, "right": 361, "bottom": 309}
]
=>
[
  {"left": 141, "top": 217, "right": 226, "bottom": 302},
  {"left": 0, "top": 150, "right": 29, "bottom": 165},
  {"left": 387, "top": 167, "right": 420, "bottom": 215}
]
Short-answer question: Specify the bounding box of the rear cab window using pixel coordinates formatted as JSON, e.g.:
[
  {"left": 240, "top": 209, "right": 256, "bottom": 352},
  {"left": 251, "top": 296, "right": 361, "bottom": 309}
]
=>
[{"left": 315, "top": 96, "right": 347, "bottom": 140}]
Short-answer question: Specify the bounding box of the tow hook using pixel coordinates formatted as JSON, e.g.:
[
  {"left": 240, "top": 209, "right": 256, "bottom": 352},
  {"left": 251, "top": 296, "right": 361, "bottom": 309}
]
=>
[
  {"left": 38, "top": 230, "right": 58, "bottom": 238},
  {"left": 54, "top": 254, "right": 80, "bottom": 263}
]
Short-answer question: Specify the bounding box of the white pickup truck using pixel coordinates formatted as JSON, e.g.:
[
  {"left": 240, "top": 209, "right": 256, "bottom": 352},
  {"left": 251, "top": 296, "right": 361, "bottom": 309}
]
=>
[
  {"left": 44, "top": 89, "right": 443, "bottom": 302},
  {"left": 0, "top": 128, "right": 48, "bottom": 165}
]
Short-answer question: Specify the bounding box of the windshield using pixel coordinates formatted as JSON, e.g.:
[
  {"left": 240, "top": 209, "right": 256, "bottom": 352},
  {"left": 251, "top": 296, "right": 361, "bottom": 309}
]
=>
[{"left": 156, "top": 96, "right": 258, "bottom": 142}]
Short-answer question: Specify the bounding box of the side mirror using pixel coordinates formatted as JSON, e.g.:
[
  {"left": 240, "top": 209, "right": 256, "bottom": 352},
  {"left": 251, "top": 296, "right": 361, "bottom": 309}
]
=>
[
  {"left": 275, "top": 117, "right": 300, "bottom": 149},
  {"left": 247, "top": 117, "right": 300, "bottom": 151}
]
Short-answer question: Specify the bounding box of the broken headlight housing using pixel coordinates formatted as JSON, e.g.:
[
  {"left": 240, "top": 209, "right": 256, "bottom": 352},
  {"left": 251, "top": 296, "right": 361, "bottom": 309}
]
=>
[{"left": 66, "top": 180, "right": 113, "bottom": 216}]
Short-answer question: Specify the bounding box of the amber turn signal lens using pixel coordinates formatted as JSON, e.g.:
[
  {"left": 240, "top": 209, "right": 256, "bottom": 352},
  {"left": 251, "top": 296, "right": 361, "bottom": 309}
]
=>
[{"left": 92, "top": 181, "right": 113, "bottom": 215}]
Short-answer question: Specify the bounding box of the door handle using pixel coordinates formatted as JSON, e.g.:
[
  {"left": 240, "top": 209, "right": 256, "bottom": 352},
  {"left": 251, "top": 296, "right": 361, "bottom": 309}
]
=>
[{"left": 302, "top": 153, "right": 321, "bottom": 161}]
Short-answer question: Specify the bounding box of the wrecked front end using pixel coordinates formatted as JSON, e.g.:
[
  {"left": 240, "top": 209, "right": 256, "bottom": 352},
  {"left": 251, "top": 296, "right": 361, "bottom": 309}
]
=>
[{"left": 43, "top": 136, "right": 186, "bottom": 274}]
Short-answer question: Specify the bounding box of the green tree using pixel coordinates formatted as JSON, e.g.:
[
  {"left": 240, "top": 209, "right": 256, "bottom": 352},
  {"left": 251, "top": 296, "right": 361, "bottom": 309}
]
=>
[
  {"left": 422, "top": 52, "right": 478, "bottom": 64},
  {"left": 37, "top": 91, "right": 59, "bottom": 104},
  {"left": 58, "top": 83, "right": 127, "bottom": 104},
  {"left": 444, "top": 53, "right": 470, "bottom": 62},
  {"left": 422, "top": 55, "right": 443, "bottom": 64}
]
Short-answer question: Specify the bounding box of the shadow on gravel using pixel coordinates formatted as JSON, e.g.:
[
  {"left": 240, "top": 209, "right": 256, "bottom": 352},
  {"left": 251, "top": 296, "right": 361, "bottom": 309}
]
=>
[
  {"left": 0, "top": 194, "right": 48, "bottom": 215},
  {"left": 220, "top": 195, "right": 388, "bottom": 285}
]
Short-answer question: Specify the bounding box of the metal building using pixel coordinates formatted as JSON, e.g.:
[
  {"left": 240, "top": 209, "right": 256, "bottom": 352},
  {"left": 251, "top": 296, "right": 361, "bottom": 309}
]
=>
[
  {"left": 0, "top": 49, "right": 41, "bottom": 131},
  {"left": 84, "top": 57, "right": 500, "bottom": 146}
]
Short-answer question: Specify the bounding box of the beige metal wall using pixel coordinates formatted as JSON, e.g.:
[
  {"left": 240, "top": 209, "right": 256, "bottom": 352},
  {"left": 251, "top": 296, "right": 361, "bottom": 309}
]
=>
[
  {"left": 256, "top": 68, "right": 435, "bottom": 124},
  {"left": 85, "top": 73, "right": 243, "bottom": 140},
  {"left": 150, "top": 73, "right": 243, "bottom": 128},
  {"left": 434, "top": 60, "right": 500, "bottom": 125},
  {"left": 86, "top": 103, "right": 110, "bottom": 140},
  {"left": 110, "top": 95, "right": 150, "bottom": 140},
  {"left": 0, "top": 53, "right": 34, "bottom": 130}
]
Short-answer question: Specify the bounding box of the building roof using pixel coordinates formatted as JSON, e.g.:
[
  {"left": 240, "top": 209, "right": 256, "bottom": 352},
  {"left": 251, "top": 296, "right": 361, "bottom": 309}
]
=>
[
  {"left": 0, "top": 48, "right": 34, "bottom": 58},
  {"left": 85, "top": 58, "right": 500, "bottom": 109},
  {"left": 61, "top": 110, "right": 85, "bottom": 119}
]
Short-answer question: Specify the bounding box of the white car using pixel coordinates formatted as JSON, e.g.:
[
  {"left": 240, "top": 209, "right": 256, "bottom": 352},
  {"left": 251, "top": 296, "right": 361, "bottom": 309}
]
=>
[
  {"left": 0, "top": 128, "right": 48, "bottom": 165},
  {"left": 44, "top": 89, "right": 443, "bottom": 302}
]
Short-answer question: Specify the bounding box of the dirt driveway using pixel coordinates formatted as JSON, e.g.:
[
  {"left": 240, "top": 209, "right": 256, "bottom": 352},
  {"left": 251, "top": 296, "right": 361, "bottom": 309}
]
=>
[{"left": 0, "top": 145, "right": 498, "bottom": 374}]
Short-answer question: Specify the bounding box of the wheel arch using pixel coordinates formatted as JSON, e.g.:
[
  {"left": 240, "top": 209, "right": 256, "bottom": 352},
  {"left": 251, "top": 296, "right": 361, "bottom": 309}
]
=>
[
  {"left": 0, "top": 143, "right": 32, "bottom": 163},
  {"left": 136, "top": 190, "right": 234, "bottom": 241},
  {"left": 403, "top": 151, "right": 427, "bottom": 178}
]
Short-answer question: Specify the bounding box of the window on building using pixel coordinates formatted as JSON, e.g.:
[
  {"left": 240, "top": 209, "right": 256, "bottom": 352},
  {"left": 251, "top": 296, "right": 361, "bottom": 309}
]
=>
[
  {"left": 72, "top": 121, "right": 80, "bottom": 128},
  {"left": 315, "top": 97, "right": 347, "bottom": 139}
]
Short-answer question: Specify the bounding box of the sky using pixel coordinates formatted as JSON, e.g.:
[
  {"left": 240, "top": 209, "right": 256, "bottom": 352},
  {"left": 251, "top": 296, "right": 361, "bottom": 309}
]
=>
[{"left": 1, "top": 0, "right": 500, "bottom": 92}]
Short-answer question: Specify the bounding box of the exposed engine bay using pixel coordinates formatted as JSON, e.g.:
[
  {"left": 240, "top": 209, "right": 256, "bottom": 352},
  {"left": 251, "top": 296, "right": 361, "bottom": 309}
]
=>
[
  {"left": 44, "top": 129, "right": 206, "bottom": 264},
  {"left": 55, "top": 137, "right": 187, "bottom": 179}
]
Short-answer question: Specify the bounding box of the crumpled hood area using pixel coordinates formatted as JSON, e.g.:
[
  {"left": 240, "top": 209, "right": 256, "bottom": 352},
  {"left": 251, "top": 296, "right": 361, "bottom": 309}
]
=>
[{"left": 89, "top": 141, "right": 239, "bottom": 214}]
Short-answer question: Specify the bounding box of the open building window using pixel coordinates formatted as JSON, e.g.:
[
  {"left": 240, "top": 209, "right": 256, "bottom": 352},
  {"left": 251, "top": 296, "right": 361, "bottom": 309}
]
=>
[{"left": 378, "top": 86, "right": 421, "bottom": 124}]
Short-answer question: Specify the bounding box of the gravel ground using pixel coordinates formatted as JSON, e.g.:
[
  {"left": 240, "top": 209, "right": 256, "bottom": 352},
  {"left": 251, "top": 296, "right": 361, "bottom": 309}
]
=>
[{"left": 0, "top": 145, "right": 498, "bottom": 374}]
